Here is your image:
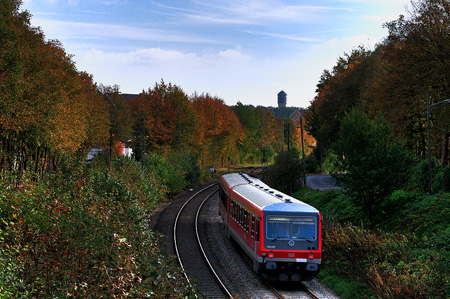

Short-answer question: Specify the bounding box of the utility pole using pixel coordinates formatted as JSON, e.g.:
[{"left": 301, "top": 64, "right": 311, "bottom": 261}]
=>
[
  {"left": 141, "top": 105, "right": 145, "bottom": 160},
  {"left": 261, "top": 119, "right": 264, "bottom": 165},
  {"left": 300, "top": 116, "right": 306, "bottom": 187},
  {"left": 177, "top": 109, "right": 181, "bottom": 156},
  {"left": 427, "top": 98, "right": 450, "bottom": 193},
  {"left": 213, "top": 110, "right": 216, "bottom": 171}
]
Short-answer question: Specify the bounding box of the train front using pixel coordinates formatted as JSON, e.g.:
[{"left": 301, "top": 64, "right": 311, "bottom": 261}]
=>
[{"left": 260, "top": 200, "right": 322, "bottom": 281}]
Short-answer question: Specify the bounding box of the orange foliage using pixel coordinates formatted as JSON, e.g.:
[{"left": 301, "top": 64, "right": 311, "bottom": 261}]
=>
[{"left": 191, "top": 93, "right": 244, "bottom": 166}]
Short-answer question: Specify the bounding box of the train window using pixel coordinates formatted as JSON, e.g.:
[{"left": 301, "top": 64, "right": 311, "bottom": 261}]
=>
[
  {"left": 251, "top": 215, "right": 255, "bottom": 238},
  {"left": 245, "top": 211, "right": 249, "bottom": 232},
  {"left": 244, "top": 211, "right": 247, "bottom": 231},
  {"left": 291, "top": 218, "right": 316, "bottom": 240},
  {"left": 266, "top": 216, "right": 316, "bottom": 240},
  {"left": 237, "top": 206, "right": 240, "bottom": 224},
  {"left": 256, "top": 219, "right": 260, "bottom": 241},
  {"left": 240, "top": 206, "right": 243, "bottom": 226},
  {"left": 230, "top": 201, "right": 234, "bottom": 219}
]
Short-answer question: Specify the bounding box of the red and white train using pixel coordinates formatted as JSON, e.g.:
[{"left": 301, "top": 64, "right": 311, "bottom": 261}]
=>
[{"left": 219, "top": 172, "right": 322, "bottom": 281}]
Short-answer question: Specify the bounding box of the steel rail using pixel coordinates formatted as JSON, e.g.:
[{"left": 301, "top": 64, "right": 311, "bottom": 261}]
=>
[
  {"left": 195, "top": 188, "right": 234, "bottom": 298},
  {"left": 267, "top": 281, "right": 321, "bottom": 299},
  {"left": 302, "top": 283, "right": 321, "bottom": 299},
  {"left": 173, "top": 183, "right": 219, "bottom": 297}
]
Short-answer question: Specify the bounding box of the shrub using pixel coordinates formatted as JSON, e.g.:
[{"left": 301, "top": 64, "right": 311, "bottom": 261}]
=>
[
  {"left": 0, "top": 167, "right": 196, "bottom": 298},
  {"left": 412, "top": 158, "right": 440, "bottom": 193},
  {"left": 335, "top": 109, "right": 414, "bottom": 226},
  {"left": 292, "top": 189, "right": 362, "bottom": 224},
  {"left": 0, "top": 228, "right": 28, "bottom": 298},
  {"left": 169, "top": 150, "right": 202, "bottom": 187},
  {"left": 142, "top": 152, "right": 202, "bottom": 195},
  {"left": 433, "top": 166, "right": 450, "bottom": 193},
  {"left": 323, "top": 222, "right": 448, "bottom": 299},
  {"left": 262, "top": 148, "right": 304, "bottom": 194}
]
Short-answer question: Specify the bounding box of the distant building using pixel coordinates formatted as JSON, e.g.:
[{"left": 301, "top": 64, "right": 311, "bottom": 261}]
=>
[
  {"left": 289, "top": 109, "right": 303, "bottom": 123},
  {"left": 120, "top": 93, "right": 140, "bottom": 103},
  {"left": 277, "top": 90, "right": 287, "bottom": 108}
]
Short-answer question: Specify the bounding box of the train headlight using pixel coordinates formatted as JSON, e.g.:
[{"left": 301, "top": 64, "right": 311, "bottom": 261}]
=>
[
  {"left": 308, "top": 254, "right": 314, "bottom": 260},
  {"left": 268, "top": 253, "right": 274, "bottom": 259}
]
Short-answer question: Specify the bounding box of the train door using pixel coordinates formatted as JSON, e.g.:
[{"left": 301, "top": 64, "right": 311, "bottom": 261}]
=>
[
  {"left": 252, "top": 216, "right": 262, "bottom": 272},
  {"left": 253, "top": 216, "right": 260, "bottom": 252}
]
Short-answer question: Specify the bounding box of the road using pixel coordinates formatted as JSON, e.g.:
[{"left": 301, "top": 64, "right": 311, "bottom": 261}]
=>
[{"left": 306, "top": 174, "right": 340, "bottom": 191}]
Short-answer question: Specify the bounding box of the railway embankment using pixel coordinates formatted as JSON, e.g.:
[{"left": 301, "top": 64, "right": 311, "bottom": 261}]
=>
[{"left": 292, "top": 188, "right": 450, "bottom": 298}]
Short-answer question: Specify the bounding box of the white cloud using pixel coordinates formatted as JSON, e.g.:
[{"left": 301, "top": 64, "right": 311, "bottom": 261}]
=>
[
  {"left": 30, "top": 18, "right": 217, "bottom": 44},
  {"left": 174, "top": 0, "right": 350, "bottom": 25},
  {"left": 75, "top": 46, "right": 256, "bottom": 93}
]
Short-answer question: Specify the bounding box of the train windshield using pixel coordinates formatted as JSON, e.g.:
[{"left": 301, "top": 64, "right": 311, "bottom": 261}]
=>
[{"left": 266, "top": 216, "right": 316, "bottom": 240}]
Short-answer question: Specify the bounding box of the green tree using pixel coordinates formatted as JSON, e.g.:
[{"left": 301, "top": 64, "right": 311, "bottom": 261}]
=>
[
  {"left": 233, "top": 102, "right": 283, "bottom": 164},
  {"left": 306, "top": 47, "right": 373, "bottom": 170},
  {"left": 262, "top": 148, "right": 304, "bottom": 194},
  {"left": 334, "top": 109, "right": 414, "bottom": 225}
]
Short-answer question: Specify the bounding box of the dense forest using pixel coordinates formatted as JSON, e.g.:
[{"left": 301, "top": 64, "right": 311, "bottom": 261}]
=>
[
  {"left": 0, "top": 0, "right": 313, "bottom": 175},
  {"left": 0, "top": 1, "right": 311, "bottom": 297},
  {"left": 305, "top": 0, "right": 450, "bottom": 170}
]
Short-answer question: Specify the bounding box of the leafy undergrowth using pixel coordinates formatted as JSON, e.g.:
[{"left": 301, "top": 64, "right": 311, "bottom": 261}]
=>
[
  {"left": 0, "top": 157, "right": 199, "bottom": 298},
  {"left": 293, "top": 189, "right": 450, "bottom": 299}
]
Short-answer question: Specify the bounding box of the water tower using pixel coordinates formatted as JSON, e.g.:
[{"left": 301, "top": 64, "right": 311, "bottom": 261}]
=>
[{"left": 278, "top": 90, "right": 287, "bottom": 108}]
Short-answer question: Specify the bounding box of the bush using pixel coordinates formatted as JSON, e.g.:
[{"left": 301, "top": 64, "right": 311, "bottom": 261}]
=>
[
  {"left": 335, "top": 109, "right": 414, "bottom": 225},
  {"left": 0, "top": 164, "right": 197, "bottom": 298},
  {"left": 323, "top": 222, "right": 448, "bottom": 299},
  {"left": 292, "top": 189, "right": 362, "bottom": 224},
  {"left": 169, "top": 151, "right": 202, "bottom": 188},
  {"left": 0, "top": 228, "right": 27, "bottom": 298},
  {"left": 412, "top": 158, "right": 440, "bottom": 193},
  {"left": 142, "top": 151, "right": 203, "bottom": 196},
  {"left": 433, "top": 166, "right": 450, "bottom": 193},
  {"left": 296, "top": 188, "right": 450, "bottom": 299},
  {"left": 262, "top": 148, "right": 304, "bottom": 194}
]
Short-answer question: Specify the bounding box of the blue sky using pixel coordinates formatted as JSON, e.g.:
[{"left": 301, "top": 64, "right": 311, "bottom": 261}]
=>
[{"left": 22, "top": 0, "right": 411, "bottom": 108}]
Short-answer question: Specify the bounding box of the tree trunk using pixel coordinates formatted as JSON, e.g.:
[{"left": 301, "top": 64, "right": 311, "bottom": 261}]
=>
[{"left": 442, "top": 131, "right": 449, "bottom": 167}]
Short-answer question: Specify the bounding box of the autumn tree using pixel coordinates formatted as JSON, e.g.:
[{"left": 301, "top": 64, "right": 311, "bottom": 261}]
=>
[
  {"left": 233, "top": 102, "right": 261, "bottom": 163},
  {"left": 365, "top": 0, "right": 450, "bottom": 164},
  {"left": 129, "top": 80, "right": 196, "bottom": 158},
  {"left": 79, "top": 73, "right": 110, "bottom": 150},
  {"left": 232, "top": 102, "right": 284, "bottom": 164},
  {"left": 306, "top": 47, "right": 373, "bottom": 169},
  {"left": 191, "top": 93, "right": 243, "bottom": 167},
  {"left": 0, "top": 0, "right": 110, "bottom": 173}
]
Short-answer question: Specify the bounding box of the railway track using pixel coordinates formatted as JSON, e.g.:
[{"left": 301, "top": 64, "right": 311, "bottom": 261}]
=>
[
  {"left": 152, "top": 182, "right": 337, "bottom": 298},
  {"left": 173, "top": 184, "right": 233, "bottom": 298},
  {"left": 267, "top": 281, "right": 321, "bottom": 299}
]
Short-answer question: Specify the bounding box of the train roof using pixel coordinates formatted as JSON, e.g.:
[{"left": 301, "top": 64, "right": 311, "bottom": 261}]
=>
[{"left": 221, "top": 173, "right": 319, "bottom": 214}]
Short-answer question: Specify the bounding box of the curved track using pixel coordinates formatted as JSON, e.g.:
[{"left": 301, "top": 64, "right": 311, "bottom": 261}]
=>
[
  {"left": 173, "top": 184, "right": 233, "bottom": 298},
  {"left": 152, "top": 181, "right": 338, "bottom": 298}
]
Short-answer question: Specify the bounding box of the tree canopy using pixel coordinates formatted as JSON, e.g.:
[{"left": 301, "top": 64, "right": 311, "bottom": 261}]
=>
[{"left": 334, "top": 109, "right": 414, "bottom": 225}]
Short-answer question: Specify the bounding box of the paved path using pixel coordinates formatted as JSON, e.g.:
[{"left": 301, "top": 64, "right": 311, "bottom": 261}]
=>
[{"left": 306, "top": 174, "right": 341, "bottom": 191}]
